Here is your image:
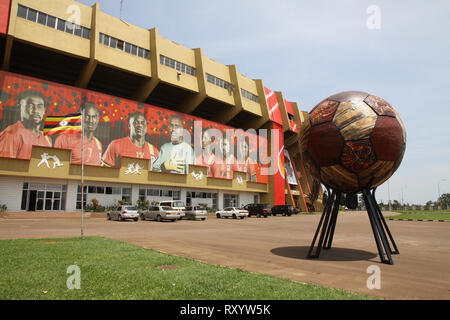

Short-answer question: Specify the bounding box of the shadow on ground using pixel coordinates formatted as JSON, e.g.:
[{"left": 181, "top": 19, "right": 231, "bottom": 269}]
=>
[{"left": 270, "top": 246, "right": 378, "bottom": 262}]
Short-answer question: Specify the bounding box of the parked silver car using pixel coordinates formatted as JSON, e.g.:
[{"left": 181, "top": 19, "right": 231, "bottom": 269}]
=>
[
  {"left": 184, "top": 205, "right": 207, "bottom": 221},
  {"left": 107, "top": 205, "right": 139, "bottom": 222},
  {"left": 140, "top": 206, "right": 180, "bottom": 222}
]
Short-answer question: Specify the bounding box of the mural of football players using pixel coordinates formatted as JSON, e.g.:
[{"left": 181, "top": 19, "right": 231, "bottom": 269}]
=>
[
  {"left": 54, "top": 102, "right": 102, "bottom": 166},
  {"left": 235, "top": 136, "right": 259, "bottom": 182},
  {"left": 153, "top": 114, "right": 194, "bottom": 174},
  {"left": 102, "top": 111, "right": 159, "bottom": 168},
  {"left": 0, "top": 90, "right": 52, "bottom": 159}
]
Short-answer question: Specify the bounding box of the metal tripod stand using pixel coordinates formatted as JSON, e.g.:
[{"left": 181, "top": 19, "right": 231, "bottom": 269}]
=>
[{"left": 307, "top": 186, "right": 399, "bottom": 265}]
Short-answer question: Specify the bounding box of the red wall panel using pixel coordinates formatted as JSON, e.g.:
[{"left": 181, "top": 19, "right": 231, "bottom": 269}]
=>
[
  {"left": 264, "top": 87, "right": 283, "bottom": 125},
  {"left": 273, "top": 122, "right": 285, "bottom": 205},
  {"left": 0, "top": 0, "right": 11, "bottom": 35}
]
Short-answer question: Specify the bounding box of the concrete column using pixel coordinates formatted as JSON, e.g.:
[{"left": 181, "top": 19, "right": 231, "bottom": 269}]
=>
[
  {"left": 66, "top": 181, "right": 79, "bottom": 212},
  {"left": 133, "top": 27, "right": 160, "bottom": 101},
  {"left": 76, "top": 3, "right": 99, "bottom": 88},
  {"left": 131, "top": 184, "right": 140, "bottom": 206}
]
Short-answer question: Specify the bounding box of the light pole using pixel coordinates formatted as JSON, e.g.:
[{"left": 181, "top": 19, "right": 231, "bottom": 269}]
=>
[
  {"left": 401, "top": 185, "right": 407, "bottom": 208},
  {"left": 388, "top": 180, "right": 392, "bottom": 211}
]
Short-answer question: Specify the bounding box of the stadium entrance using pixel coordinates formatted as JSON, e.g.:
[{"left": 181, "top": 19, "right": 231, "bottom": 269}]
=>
[{"left": 21, "top": 183, "right": 67, "bottom": 211}]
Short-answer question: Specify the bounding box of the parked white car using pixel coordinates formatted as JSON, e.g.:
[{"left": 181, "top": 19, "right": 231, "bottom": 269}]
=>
[
  {"left": 158, "top": 200, "right": 186, "bottom": 220},
  {"left": 140, "top": 206, "right": 180, "bottom": 222},
  {"left": 107, "top": 205, "right": 139, "bottom": 222},
  {"left": 215, "top": 207, "right": 249, "bottom": 219}
]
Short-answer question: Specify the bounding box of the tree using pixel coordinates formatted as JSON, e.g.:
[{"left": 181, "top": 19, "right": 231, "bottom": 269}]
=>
[
  {"left": 308, "top": 180, "right": 321, "bottom": 204},
  {"left": 438, "top": 193, "right": 450, "bottom": 208},
  {"left": 91, "top": 198, "right": 99, "bottom": 211},
  {"left": 392, "top": 200, "right": 400, "bottom": 210},
  {"left": 358, "top": 195, "right": 365, "bottom": 209},
  {"left": 306, "top": 179, "right": 321, "bottom": 211},
  {"left": 136, "top": 199, "right": 149, "bottom": 211}
]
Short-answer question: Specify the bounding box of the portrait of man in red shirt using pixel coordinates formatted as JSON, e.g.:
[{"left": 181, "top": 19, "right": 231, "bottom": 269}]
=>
[
  {"left": 102, "top": 111, "right": 159, "bottom": 168},
  {"left": 54, "top": 102, "right": 103, "bottom": 166},
  {"left": 235, "top": 136, "right": 259, "bottom": 182},
  {"left": 0, "top": 90, "right": 52, "bottom": 160},
  {"left": 212, "top": 135, "right": 237, "bottom": 180},
  {"left": 196, "top": 128, "right": 222, "bottom": 178}
]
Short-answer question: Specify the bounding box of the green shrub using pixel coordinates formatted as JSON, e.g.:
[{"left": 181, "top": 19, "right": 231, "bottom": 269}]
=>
[
  {"left": 84, "top": 199, "right": 105, "bottom": 212},
  {"left": 137, "top": 199, "right": 150, "bottom": 211}
]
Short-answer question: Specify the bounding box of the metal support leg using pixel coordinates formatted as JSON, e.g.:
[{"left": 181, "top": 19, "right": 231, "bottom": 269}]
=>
[
  {"left": 372, "top": 188, "right": 399, "bottom": 254},
  {"left": 363, "top": 188, "right": 394, "bottom": 265},
  {"left": 324, "top": 190, "right": 341, "bottom": 250},
  {"left": 307, "top": 187, "right": 340, "bottom": 259}
]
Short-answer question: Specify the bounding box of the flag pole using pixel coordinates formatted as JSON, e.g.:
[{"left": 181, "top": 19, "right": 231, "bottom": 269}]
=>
[{"left": 81, "top": 107, "right": 85, "bottom": 238}]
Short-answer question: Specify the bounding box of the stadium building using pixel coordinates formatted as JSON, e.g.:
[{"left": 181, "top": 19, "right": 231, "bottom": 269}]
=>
[{"left": 0, "top": 0, "right": 323, "bottom": 213}]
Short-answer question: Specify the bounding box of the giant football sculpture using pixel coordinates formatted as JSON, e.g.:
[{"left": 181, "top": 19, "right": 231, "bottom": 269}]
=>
[{"left": 300, "top": 91, "right": 406, "bottom": 264}]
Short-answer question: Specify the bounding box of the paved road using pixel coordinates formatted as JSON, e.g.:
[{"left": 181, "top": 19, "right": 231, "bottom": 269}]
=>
[{"left": 0, "top": 211, "right": 449, "bottom": 300}]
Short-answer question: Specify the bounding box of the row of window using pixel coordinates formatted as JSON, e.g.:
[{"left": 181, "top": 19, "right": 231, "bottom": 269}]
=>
[
  {"left": 241, "top": 88, "right": 259, "bottom": 102},
  {"left": 77, "top": 185, "right": 130, "bottom": 195},
  {"left": 206, "top": 74, "right": 259, "bottom": 101},
  {"left": 99, "top": 33, "right": 150, "bottom": 60},
  {"left": 185, "top": 191, "right": 219, "bottom": 207},
  {"left": 139, "top": 188, "right": 181, "bottom": 199},
  {"left": 76, "top": 185, "right": 132, "bottom": 209},
  {"left": 17, "top": 4, "right": 90, "bottom": 40},
  {"left": 206, "top": 73, "right": 233, "bottom": 91},
  {"left": 186, "top": 192, "right": 218, "bottom": 199},
  {"left": 23, "top": 183, "right": 67, "bottom": 192},
  {"left": 160, "top": 55, "right": 196, "bottom": 76}
]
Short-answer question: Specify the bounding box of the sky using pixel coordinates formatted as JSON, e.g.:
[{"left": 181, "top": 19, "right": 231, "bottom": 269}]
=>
[{"left": 76, "top": 0, "right": 450, "bottom": 205}]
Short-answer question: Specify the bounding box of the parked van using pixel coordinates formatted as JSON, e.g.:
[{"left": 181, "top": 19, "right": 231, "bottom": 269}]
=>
[{"left": 158, "top": 200, "right": 185, "bottom": 220}]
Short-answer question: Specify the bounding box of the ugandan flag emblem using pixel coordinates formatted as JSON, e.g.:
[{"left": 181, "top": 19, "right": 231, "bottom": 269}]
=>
[{"left": 43, "top": 113, "right": 82, "bottom": 136}]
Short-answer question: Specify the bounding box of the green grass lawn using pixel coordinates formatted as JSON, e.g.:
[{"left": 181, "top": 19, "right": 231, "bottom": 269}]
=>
[
  {"left": 389, "top": 210, "right": 450, "bottom": 221},
  {"left": 0, "top": 236, "right": 376, "bottom": 300}
]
